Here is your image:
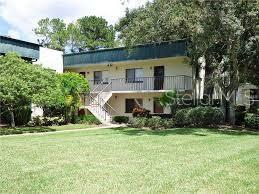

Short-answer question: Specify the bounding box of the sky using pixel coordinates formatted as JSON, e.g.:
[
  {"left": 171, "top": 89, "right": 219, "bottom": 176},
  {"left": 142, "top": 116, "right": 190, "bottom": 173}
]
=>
[{"left": 0, "top": 0, "right": 149, "bottom": 43}]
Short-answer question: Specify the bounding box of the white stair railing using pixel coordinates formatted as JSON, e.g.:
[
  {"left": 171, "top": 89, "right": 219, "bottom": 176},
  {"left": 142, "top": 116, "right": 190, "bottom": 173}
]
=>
[{"left": 86, "top": 81, "right": 116, "bottom": 123}]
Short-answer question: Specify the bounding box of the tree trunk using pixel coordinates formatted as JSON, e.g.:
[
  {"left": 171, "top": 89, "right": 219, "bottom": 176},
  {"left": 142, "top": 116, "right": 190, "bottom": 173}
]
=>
[
  {"left": 64, "top": 107, "right": 71, "bottom": 124},
  {"left": 10, "top": 110, "right": 15, "bottom": 128},
  {"left": 221, "top": 96, "right": 228, "bottom": 123},
  {"left": 71, "top": 106, "right": 78, "bottom": 124}
]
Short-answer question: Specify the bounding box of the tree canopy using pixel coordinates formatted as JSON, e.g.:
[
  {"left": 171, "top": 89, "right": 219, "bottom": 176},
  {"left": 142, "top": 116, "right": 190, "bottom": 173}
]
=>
[
  {"left": 58, "top": 72, "right": 90, "bottom": 123},
  {"left": 116, "top": 0, "right": 259, "bottom": 122},
  {"left": 34, "top": 16, "right": 115, "bottom": 52},
  {"left": 33, "top": 18, "right": 68, "bottom": 51},
  {"left": 116, "top": 0, "right": 259, "bottom": 89},
  {"left": 0, "top": 53, "right": 64, "bottom": 127}
]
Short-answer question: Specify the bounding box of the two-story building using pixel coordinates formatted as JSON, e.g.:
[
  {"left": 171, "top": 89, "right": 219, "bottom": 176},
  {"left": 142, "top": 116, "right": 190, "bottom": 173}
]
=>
[{"left": 63, "top": 40, "right": 194, "bottom": 124}]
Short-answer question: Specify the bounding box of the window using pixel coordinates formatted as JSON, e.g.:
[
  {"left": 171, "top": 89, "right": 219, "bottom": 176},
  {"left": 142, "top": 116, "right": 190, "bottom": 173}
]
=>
[
  {"left": 251, "top": 89, "right": 259, "bottom": 100},
  {"left": 94, "top": 71, "right": 102, "bottom": 84},
  {"left": 250, "top": 89, "right": 259, "bottom": 110},
  {"left": 153, "top": 98, "right": 164, "bottom": 113},
  {"left": 125, "top": 99, "right": 143, "bottom": 113},
  {"left": 79, "top": 72, "right": 86, "bottom": 78},
  {"left": 126, "top": 68, "right": 144, "bottom": 83}
]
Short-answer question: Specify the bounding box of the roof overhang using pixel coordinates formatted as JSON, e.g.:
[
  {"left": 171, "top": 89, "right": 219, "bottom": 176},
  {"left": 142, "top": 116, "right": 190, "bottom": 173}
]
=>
[
  {"left": 63, "top": 39, "right": 188, "bottom": 67},
  {"left": 0, "top": 36, "right": 40, "bottom": 60}
]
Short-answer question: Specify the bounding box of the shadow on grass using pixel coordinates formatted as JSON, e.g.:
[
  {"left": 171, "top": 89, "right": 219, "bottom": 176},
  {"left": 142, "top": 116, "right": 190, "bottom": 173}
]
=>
[{"left": 111, "top": 127, "right": 259, "bottom": 137}]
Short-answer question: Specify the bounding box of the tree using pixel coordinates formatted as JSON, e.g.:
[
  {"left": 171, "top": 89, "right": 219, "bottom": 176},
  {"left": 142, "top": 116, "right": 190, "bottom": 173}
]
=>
[
  {"left": 58, "top": 72, "right": 90, "bottom": 123},
  {"left": 34, "top": 16, "right": 116, "bottom": 52},
  {"left": 116, "top": 0, "right": 202, "bottom": 46},
  {"left": 75, "top": 16, "right": 115, "bottom": 50},
  {"left": 67, "top": 23, "right": 82, "bottom": 53},
  {"left": 0, "top": 53, "right": 63, "bottom": 127},
  {"left": 33, "top": 18, "right": 68, "bottom": 51},
  {"left": 117, "top": 0, "right": 259, "bottom": 122},
  {"left": 158, "top": 90, "right": 182, "bottom": 116}
]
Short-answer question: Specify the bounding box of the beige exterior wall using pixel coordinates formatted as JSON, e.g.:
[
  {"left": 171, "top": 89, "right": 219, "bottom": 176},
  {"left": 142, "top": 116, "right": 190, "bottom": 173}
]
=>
[
  {"left": 65, "top": 56, "right": 191, "bottom": 82},
  {"left": 107, "top": 92, "right": 171, "bottom": 117},
  {"left": 66, "top": 56, "right": 192, "bottom": 116},
  {"left": 236, "top": 84, "right": 258, "bottom": 109}
]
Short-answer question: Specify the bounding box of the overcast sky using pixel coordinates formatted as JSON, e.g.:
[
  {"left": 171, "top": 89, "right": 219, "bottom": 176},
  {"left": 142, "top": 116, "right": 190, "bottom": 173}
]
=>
[{"left": 0, "top": 0, "right": 149, "bottom": 43}]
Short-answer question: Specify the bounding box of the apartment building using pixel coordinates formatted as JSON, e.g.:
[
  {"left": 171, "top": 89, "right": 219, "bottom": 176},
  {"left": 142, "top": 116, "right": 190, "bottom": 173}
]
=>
[{"left": 63, "top": 40, "right": 194, "bottom": 124}]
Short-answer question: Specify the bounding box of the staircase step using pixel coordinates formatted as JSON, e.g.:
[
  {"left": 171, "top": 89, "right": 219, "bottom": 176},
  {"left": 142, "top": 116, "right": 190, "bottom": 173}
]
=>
[{"left": 86, "top": 89, "right": 114, "bottom": 125}]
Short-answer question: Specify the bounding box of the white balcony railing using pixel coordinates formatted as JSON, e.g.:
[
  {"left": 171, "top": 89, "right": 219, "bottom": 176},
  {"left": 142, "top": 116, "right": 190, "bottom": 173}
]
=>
[{"left": 89, "top": 75, "right": 192, "bottom": 92}]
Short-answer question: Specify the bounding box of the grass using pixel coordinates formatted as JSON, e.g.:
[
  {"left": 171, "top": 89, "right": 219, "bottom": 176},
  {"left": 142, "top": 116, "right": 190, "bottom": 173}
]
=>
[
  {"left": 0, "top": 123, "right": 97, "bottom": 135},
  {"left": 49, "top": 123, "right": 97, "bottom": 131},
  {"left": 0, "top": 127, "right": 258, "bottom": 193}
]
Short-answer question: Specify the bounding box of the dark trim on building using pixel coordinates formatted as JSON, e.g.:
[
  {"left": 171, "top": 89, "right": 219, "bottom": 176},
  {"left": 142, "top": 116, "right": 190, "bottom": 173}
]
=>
[{"left": 64, "top": 39, "right": 188, "bottom": 67}]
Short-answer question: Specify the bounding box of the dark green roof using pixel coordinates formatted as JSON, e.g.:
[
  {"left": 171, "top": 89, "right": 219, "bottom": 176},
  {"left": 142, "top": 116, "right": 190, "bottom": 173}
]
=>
[
  {"left": 64, "top": 40, "right": 187, "bottom": 67},
  {"left": 0, "top": 36, "right": 40, "bottom": 60}
]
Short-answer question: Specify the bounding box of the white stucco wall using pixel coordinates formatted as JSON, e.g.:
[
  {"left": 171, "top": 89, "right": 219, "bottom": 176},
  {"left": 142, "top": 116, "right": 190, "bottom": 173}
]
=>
[
  {"left": 236, "top": 83, "right": 258, "bottom": 108},
  {"left": 32, "top": 47, "right": 64, "bottom": 118},
  {"left": 34, "top": 47, "right": 63, "bottom": 73},
  {"left": 66, "top": 57, "right": 192, "bottom": 81},
  {"left": 108, "top": 92, "right": 171, "bottom": 117}
]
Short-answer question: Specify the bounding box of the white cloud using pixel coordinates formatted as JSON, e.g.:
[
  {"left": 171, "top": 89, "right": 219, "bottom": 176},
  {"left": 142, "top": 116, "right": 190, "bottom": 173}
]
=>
[
  {"left": 7, "top": 29, "right": 21, "bottom": 39},
  {"left": 0, "top": 0, "right": 149, "bottom": 42}
]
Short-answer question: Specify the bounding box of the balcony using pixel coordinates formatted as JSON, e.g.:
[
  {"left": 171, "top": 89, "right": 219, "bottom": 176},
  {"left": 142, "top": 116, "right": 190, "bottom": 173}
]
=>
[{"left": 89, "top": 75, "right": 192, "bottom": 92}]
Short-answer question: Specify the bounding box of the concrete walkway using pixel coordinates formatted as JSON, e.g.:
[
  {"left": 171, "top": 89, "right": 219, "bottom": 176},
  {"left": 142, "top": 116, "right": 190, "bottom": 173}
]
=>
[{"left": 0, "top": 124, "right": 126, "bottom": 138}]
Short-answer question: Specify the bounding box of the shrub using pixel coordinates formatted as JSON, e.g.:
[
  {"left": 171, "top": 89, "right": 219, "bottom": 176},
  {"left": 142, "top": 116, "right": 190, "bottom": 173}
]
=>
[
  {"left": 1, "top": 104, "right": 31, "bottom": 126},
  {"left": 132, "top": 107, "right": 150, "bottom": 118},
  {"left": 77, "top": 115, "right": 101, "bottom": 125},
  {"left": 175, "top": 107, "right": 224, "bottom": 127},
  {"left": 150, "top": 114, "right": 172, "bottom": 119},
  {"left": 248, "top": 105, "right": 259, "bottom": 114},
  {"left": 0, "top": 128, "right": 23, "bottom": 135},
  {"left": 244, "top": 113, "right": 259, "bottom": 130},
  {"left": 235, "top": 105, "right": 246, "bottom": 125},
  {"left": 128, "top": 117, "right": 147, "bottom": 128},
  {"left": 146, "top": 116, "right": 163, "bottom": 130},
  {"left": 29, "top": 116, "right": 65, "bottom": 126},
  {"left": 163, "top": 119, "right": 175, "bottom": 129},
  {"left": 129, "top": 116, "right": 175, "bottom": 130},
  {"left": 175, "top": 108, "right": 191, "bottom": 127},
  {"left": 113, "top": 116, "right": 129, "bottom": 124},
  {"left": 31, "top": 116, "right": 43, "bottom": 126}
]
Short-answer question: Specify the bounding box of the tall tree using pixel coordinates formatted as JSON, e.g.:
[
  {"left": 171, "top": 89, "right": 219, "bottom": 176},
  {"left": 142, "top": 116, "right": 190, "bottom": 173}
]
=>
[
  {"left": 33, "top": 18, "right": 68, "bottom": 51},
  {"left": 58, "top": 72, "right": 90, "bottom": 123},
  {"left": 116, "top": 0, "right": 202, "bottom": 46},
  {"left": 34, "top": 16, "right": 116, "bottom": 52},
  {"left": 116, "top": 0, "right": 259, "bottom": 122},
  {"left": 75, "top": 16, "right": 115, "bottom": 51},
  {"left": 67, "top": 23, "right": 82, "bottom": 53},
  {"left": 0, "top": 53, "right": 63, "bottom": 127}
]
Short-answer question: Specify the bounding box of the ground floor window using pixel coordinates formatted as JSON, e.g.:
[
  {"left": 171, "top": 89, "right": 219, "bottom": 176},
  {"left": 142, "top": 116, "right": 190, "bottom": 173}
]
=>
[
  {"left": 125, "top": 99, "right": 143, "bottom": 113},
  {"left": 250, "top": 89, "right": 259, "bottom": 110},
  {"left": 153, "top": 98, "right": 164, "bottom": 113}
]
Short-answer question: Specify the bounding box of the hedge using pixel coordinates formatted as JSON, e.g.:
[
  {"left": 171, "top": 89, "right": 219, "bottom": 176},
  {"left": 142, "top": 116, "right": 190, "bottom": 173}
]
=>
[
  {"left": 244, "top": 113, "right": 259, "bottom": 130},
  {"left": 175, "top": 106, "right": 224, "bottom": 127},
  {"left": 113, "top": 116, "right": 129, "bottom": 124},
  {"left": 128, "top": 116, "right": 174, "bottom": 130}
]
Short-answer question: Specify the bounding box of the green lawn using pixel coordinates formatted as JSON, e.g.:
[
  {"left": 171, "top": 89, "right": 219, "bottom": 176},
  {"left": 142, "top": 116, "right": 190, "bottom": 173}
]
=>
[
  {"left": 49, "top": 123, "right": 97, "bottom": 131},
  {"left": 0, "top": 127, "right": 258, "bottom": 193},
  {"left": 0, "top": 124, "right": 97, "bottom": 135}
]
